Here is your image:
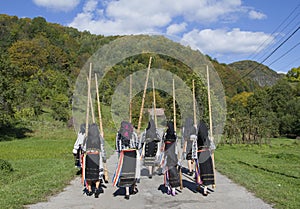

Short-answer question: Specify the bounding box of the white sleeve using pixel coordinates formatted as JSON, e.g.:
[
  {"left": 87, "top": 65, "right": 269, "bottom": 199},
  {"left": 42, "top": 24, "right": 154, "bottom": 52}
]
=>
[{"left": 73, "top": 133, "right": 84, "bottom": 154}]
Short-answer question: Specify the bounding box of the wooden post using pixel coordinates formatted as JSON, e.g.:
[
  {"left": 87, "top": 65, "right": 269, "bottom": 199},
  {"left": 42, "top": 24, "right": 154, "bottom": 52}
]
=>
[
  {"left": 95, "top": 73, "right": 108, "bottom": 182},
  {"left": 83, "top": 63, "right": 92, "bottom": 185},
  {"left": 207, "top": 65, "right": 216, "bottom": 189},
  {"left": 88, "top": 77, "right": 95, "bottom": 124},
  {"left": 129, "top": 74, "right": 132, "bottom": 123},
  {"left": 192, "top": 79, "right": 197, "bottom": 127},
  {"left": 172, "top": 79, "right": 176, "bottom": 132},
  {"left": 152, "top": 78, "right": 157, "bottom": 127},
  {"left": 95, "top": 74, "right": 104, "bottom": 137},
  {"left": 85, "top": 63, "right": 92, "bottom": 137},
  {"left": 173, "top": 78, "right": 182, "bottom": 190},
  {"left": 137, "top": 56, "right": 152, "bottom": 134}
]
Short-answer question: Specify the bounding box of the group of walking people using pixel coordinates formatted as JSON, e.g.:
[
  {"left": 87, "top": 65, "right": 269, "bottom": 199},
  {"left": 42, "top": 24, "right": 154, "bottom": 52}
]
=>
[{"left": 72, "top": 117, "right": 215, "bottom": 200}]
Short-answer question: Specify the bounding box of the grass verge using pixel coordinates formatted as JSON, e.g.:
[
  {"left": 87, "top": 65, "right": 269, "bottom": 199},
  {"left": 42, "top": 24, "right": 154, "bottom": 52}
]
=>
[
  {"left": 215, "top": 138, "right": 300, "bottom": 209},
  {"left": 0, "top": 118, "right": 116, "bottom": 209},
  {"left": 0, "top": 124, "right": 76, "bottom": 209}
]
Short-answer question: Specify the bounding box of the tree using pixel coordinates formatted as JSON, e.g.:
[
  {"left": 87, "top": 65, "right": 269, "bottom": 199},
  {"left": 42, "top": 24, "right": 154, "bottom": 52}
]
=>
[{"left": 286, "top": 67, "right": 300, "bottom": 82}]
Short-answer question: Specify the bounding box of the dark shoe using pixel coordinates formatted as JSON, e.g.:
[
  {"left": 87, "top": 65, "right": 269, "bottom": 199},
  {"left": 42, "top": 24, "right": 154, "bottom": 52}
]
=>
[
  {"left": 148, "top": 175, "right": 152, "bottom": 179},
  {"left": 87, "top": 191, "right": 93, "bottom": 196},
  {"left": 125, "top": 194, "right": 130, "bottom": 200},
  {"left": 132, "top": 188, "right": 138, "bottom": 195},
  {"left": 94, "top": 187, "right": 103, "bottom": 198}
]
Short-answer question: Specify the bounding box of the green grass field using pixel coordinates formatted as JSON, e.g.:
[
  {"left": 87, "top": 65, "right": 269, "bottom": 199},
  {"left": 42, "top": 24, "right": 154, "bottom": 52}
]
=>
[
  {"left": 0, "top": 119, "right": 118, "bottom": 209},
  {"left": 215, "top": 138, "right": 300, "bottom": 209},
  {"left": 0, "top": 124, "right": 76, "bottom": 209}
]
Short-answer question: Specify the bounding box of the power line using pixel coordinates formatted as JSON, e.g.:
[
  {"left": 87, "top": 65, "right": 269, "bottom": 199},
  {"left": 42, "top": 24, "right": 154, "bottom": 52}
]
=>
[
  {"left": 284, "top": 56, "right": 300, "bottom": 70},
  {"left": 226, "top": 26, "right": 300, "bottom": 90},
  {"left": 248, "top": 3, "right": 300, "bottom": 61},
  {"left": 268, "top": 41, "right": 300, "bottom": 67}
]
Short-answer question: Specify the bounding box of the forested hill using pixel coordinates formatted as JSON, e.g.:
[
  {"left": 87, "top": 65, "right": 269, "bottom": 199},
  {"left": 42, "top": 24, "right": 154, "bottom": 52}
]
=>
[
  {"left": 228, "top": 60, "right": 284, "bottom": 87},
  {"left": 1, "top": 14, "right": 299, "bottom": 139},
  {"left": 0, "top": 14, "right": 282, "bottom": 99},
  {"left": 0, "top": 14, "right": 119, "bottom": 126}
]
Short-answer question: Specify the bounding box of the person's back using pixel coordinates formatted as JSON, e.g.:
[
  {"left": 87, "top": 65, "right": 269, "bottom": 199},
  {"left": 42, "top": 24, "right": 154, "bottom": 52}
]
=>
[
  {"left": 116, "top": 121, "right": 136, "bottom": 151},
  {"left": 113, "top": 121, "right": 140, "bottom": 199},
  {"left": 197, "top": 120, "right": 210, "bottom": 148},
  {"left": 162, "top": 121, "right": 180, "bottom": 196},
  {"left": 86, "top": 123, "right": 101, "bottom": 151}
]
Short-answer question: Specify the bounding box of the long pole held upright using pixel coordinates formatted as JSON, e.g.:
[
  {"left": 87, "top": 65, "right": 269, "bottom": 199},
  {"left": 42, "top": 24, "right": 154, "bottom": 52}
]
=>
[
  {"left": 137, "top": 56, "right": 152, "bottom": 134},
  {"left": 88, "top": 77, "right": 95, "bottom": 124},
  {"left": 95, "top": 74, "right": 104, "bottom": 137},
  {"left": 95, "top": 73, "right": 108, "bottom": 182},
  {"left": 172, "top": 78, "right": 176, "bottom": 132},
  {"left": 85, "top": 63, "right": 92, "bottom": 137},
  {"left": 173, "top": 78, "right": 182, "bottom": 190},
  {"left": 207, "top": 66, "right": 213, "bottom": 142},
  {"left": 207, "top": 65, "right": 216, "bottom": 188},
  {"left": 129, "top": 74, "right": 132, "bottom": 123},
  {"left": 152, "top": 77, "right": 157, "bottom": 127},
  {"left": 192, "top": 79, "right": 197, "bottom": 127}
]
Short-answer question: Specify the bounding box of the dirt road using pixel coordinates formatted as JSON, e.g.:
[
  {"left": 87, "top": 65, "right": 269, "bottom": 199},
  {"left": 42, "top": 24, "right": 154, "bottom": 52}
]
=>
[{"left": 26, "top": 146, "right": 273, "bottom": 209}]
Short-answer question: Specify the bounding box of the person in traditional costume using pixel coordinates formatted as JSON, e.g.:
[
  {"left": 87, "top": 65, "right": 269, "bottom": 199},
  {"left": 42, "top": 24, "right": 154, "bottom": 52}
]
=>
[
  {"left": 195, "top": 120, "right": 215, "bottom": 196},
  {"left": 113, "top": 121, "right": 140, "bottom": 200},
  {"left": 161, "top": 121, "right": 180, "bottom": 196},
  {"left": 82, "top": 123, "right": 106, "bottom": 198},
  {"left": 182, "top": 117, "right": 198, "bottom": 176},
  {"left": 140, "top": 118, "right": 161, "bottom": 179},
  {"left": 73, "top": 124, "right": 85, "bottom": 168}
]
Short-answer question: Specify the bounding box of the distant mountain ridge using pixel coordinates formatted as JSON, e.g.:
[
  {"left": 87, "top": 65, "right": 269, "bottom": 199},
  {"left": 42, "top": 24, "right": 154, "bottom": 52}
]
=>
[{"left": 228, "top": 60, "right": 284, "bottom": 87}]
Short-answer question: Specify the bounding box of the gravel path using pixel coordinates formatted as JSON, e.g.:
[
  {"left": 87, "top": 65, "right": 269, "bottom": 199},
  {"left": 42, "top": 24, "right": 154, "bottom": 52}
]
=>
[{"left": 26, "top": 142, "right": 273, "bottom": 209}]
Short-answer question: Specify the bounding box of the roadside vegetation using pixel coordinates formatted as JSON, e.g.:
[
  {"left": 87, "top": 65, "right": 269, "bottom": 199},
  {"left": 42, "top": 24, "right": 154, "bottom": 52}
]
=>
[
  {"left": 215, "top": 138, "right": 300, "bottom": 209},
  {"left": 0, "top": 122, "right": 75, "bottom": 209}
]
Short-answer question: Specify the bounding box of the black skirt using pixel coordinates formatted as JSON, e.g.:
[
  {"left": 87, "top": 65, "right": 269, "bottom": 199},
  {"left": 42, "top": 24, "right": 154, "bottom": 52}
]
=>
[
  {"left": 118, "top": 150, "right": 137, "bottom": 187},
  {"left": 167, "top": 166, "right": 180, "bottom": 188},
  {"left": 144, "top": 140, "right": 158, "bottom": 166},
  {"left": 198, "top": 150, "right": 215, "bottom": 186},
  {"left": 85, "top": 153, "right": 100, "bottom": 181}
]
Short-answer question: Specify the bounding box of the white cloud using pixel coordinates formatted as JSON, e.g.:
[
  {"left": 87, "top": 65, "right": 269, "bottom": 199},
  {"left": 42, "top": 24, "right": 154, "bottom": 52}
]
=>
[
  {"left": 33, "top": 0, "right": 80, "bottom": 12},
  {"left": 181, "top": 28, "right": 274, "bottom": 55},
  {"left": 83, "top": 0, "right": 97, "bottom": 13},
  {"left": 69, "top": 0, "right": 244, "bottom": 35},
  {"left": 166, "top": 23, "right": 187, "bottom": 35},
  {"left": 249, "top": 10, "right": 267, "bottom": 20},
  {"left": 68, "top": 0, "right": 275, "bottom": 65}
]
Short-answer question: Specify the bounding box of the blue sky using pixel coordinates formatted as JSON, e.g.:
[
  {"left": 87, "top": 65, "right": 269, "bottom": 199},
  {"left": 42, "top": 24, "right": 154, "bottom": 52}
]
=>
[{"left": 0, "top": 0, "right": 299, "bottom": 74}]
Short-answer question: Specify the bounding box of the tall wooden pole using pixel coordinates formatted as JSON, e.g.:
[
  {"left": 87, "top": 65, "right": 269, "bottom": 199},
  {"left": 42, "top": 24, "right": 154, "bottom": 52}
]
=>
[
  {"left": 137, "top": 56, "right": 152, "bottom": 134},
  {"left": 192, "top": 79, "right": 197, "bottom": 127},
  {"left": 88, "top": 77, "right": 95, "bottom": 124},
  {"left": 95, "top": 74, "right": 104, "bottom": 137},
  {"left": 152, "top": 77, "right": 157, "bottom": 127},
  {"left": 83, "top": 63, "right": 92, "bottom": 185},
  {"left": 172, "top": 78, "right": 176, "bottom": 132},
  {"left": 95, "top": 73, "right": 108, "bottom": 182},
  {"left": 173, "top": 78, "right": 182, "bottom": 190},
  {"left": 129, "top": 74, "right": 132, "bottom": 123},
  {"left": 207, "top": 65, "right": 216, "bottom": 188},
  {"left": 85, "top": 63, "right": 92, "bottom": 137}
]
